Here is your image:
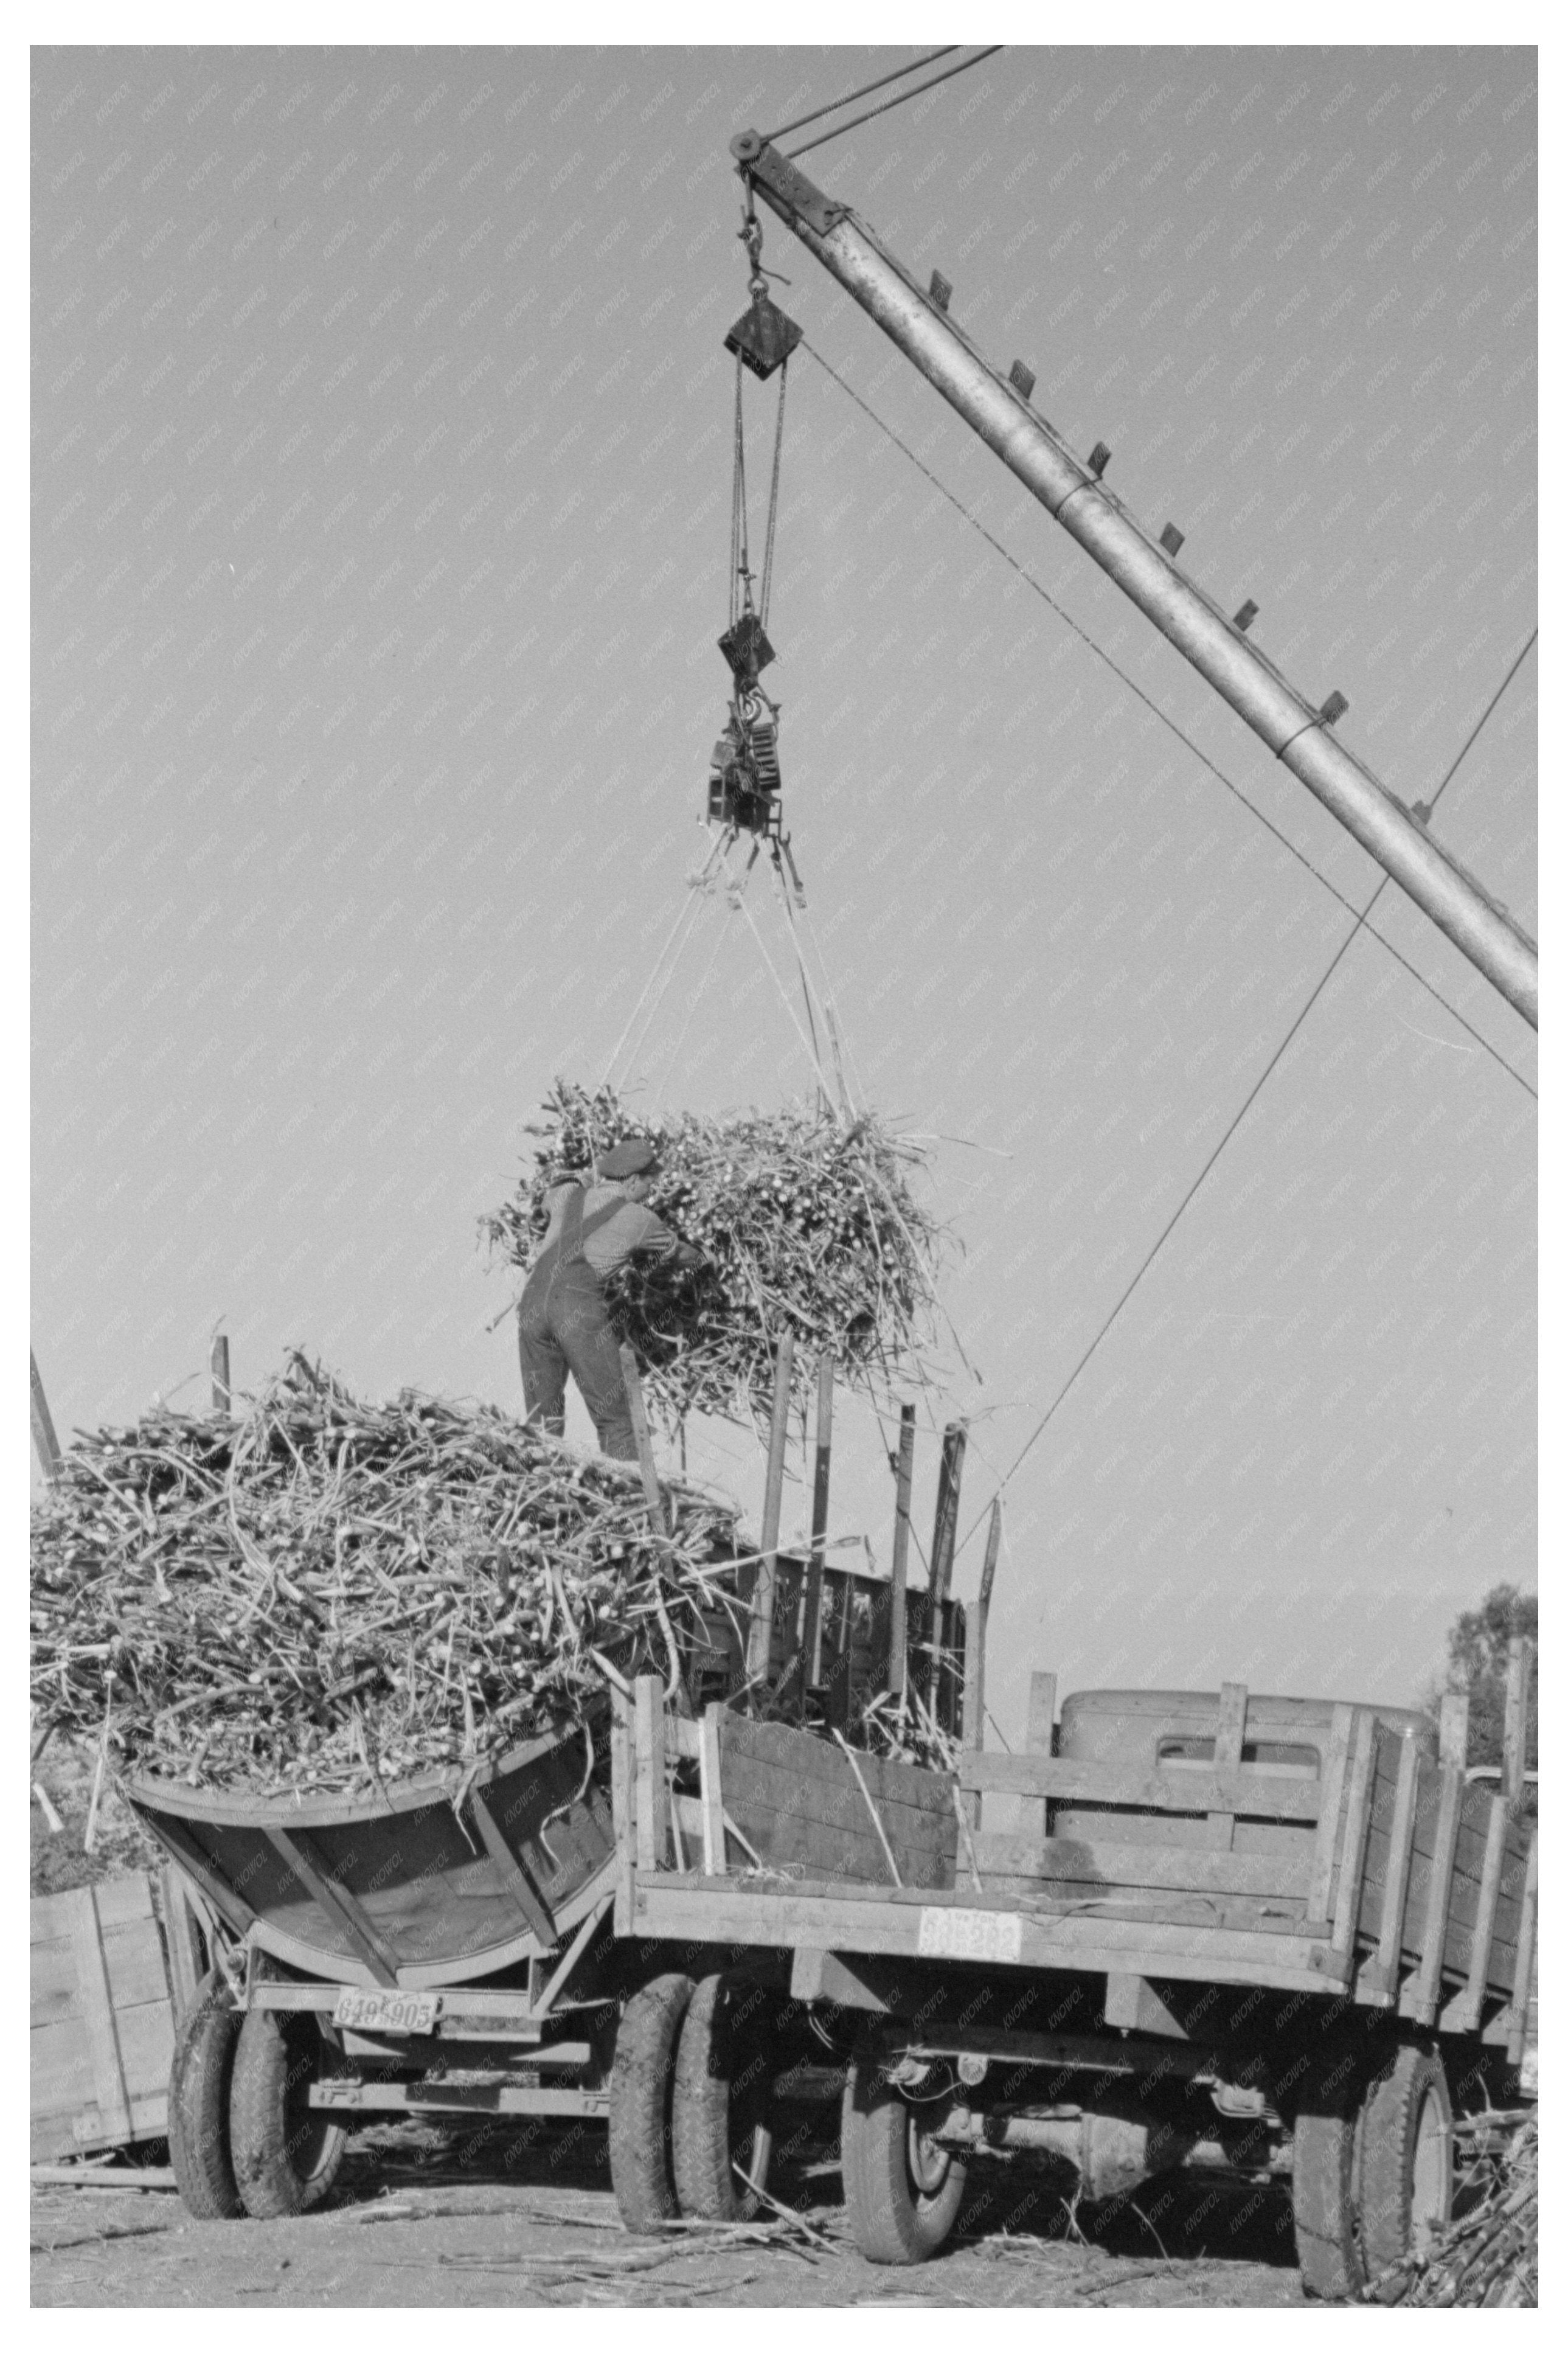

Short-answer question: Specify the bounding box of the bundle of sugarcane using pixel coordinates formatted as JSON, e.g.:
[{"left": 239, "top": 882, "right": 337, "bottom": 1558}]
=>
[
  {"left": 1369, "top": 2113, "right": 1537, "bottom": 2307},
  {"left": 483, "top": 1080, "right": 945, "bottom": 1427},
  {"left": 29, "top": 1354, "right": 740, "bottom": 1800}
]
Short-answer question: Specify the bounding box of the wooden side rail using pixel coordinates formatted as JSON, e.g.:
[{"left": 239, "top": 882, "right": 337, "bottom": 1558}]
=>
[
  {"left": 959, "top": 1752, "right": 1323, "bottom": 1822},
  {"left": 973, "top": 1834, "right": 1314, "bottom": 1900}
]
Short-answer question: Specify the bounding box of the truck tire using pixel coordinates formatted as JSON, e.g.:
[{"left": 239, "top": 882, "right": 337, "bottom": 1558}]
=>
[
  {"left": 841, "top": 2056, "right": 967, "bottom": 2265},
  {"left": 672, "top": 1971, "right": 775, "bottom": 2222},
  {"left": 609, "top": 1972, "right": 695, "bottom": 2233},
  {"left": 1291, "top": 2062, "right": 1369, "bottom": 2300},
  {"left": 1359, "top": 2045, "right": 1453, "bottom": 2292},
  {"left": 167, "top": 1969, "right": 243, "bottom": 2220},
  {"left": 228, "top": 2007, "right": 347, "bottom": 2219}
]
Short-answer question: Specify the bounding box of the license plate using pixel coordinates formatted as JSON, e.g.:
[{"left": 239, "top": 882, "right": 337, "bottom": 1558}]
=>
[
  {"left": 333, "top": 1989, "right": 440, "bottom": 2034},
  {"left": 918, "top": 1907, "right": 1022, "bottom": 1964}
]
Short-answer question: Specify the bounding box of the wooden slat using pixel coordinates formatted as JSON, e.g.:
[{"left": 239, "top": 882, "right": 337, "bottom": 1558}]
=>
[
  {"left": 462, "top": 1787, "right": 557, "bottom": 1952},
  {"left": 1505, "top": 1830, "right": 1538, "bottom": 2064},
  {"left": 137, "top": 1812, "right": 257, "bottom": 1937},
  {"left": 268, "top": 1827, "right": 400, "bottom": 1986},
  {"left": 634, "top": 1675, "right": 668, "bottom": 1873},
  {"left": 1305, "top": 1703, "right": 1353, "bottom": 1924},
  {"left": 1209, "top": 1681, "right": 1247, "bottom": 1848},
  {"left": 1358, "top": 1733, "right": 1421, "bottom": 2003},
  {"left": 747, "top": 1333, "right": 794, "bottom": 1684},
  {"left": 928, "top": 1422, "right": 967, "bottom": 1615},
  {"left": 634, "top": 1879, "right": 1347, "bottom": 1994},
  {"left": 70, "top": 1887, "right": 133, "bottom": 2146},
  {"left": 1024, "top": 1670, "right": 1056, "bottom": 1841},
  {"left": 971, "top": 1833, "right": 1313, "bottom": 1899},
  {"left": 1501, "top": 1636, "right": 1533, "bottom": 1810},
  {"left": 1408, "top": 1762, "right": 1465, "bottom": 2024},
  {"left": 1330, "top": 1711, "right": 1377, "bottom": 1954},
  {"left": 609, "top": 1694, "right": 634, "bottom": 1934},
  {"left": 886, "top": 1405, "right": 917, "bottom": 1698},
  {"left": 961, "top": 1751, "right": 1322, "bottom": 1821},
  {"left": 1441, "top": 1795, "right": 1509, "bottom": 2034},
  {"left": 159, "top": 1864, "right": 206, "bottom": 2021},
  {"left": 799, "top": 1357, "right": 834, "bottom": 1699},
  {"left": 698, "top": 1704, "right": 726, "bottom": 1877}
]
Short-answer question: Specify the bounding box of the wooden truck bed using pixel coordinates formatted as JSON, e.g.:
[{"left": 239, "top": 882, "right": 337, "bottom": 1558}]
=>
[{"left": 612, "top": 1678, "right": 1537, "bottom": 2057}]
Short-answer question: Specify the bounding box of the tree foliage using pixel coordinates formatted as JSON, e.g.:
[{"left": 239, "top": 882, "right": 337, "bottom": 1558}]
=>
[{"left": 1434, "top": 1580, "right": 1538, "bottom": 1772}]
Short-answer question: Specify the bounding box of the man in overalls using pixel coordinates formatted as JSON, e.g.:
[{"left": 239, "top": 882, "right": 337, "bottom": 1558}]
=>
[{"left": 517, "top": 1138, "right": 702, "bottom": 1459}]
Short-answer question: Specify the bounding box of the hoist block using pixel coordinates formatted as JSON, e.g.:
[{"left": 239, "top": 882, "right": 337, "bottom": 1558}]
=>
[
  {"left": 724, "top": 291, "right": 802, "bottom": 382},
  {"left": 718, "top": 611, "right": 775, "bottom": 687}
]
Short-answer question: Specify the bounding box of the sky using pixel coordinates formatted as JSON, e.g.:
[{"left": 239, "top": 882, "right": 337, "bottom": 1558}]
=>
[{"left": 30, "top": 41, "right": 1538, "bottom": 1750}]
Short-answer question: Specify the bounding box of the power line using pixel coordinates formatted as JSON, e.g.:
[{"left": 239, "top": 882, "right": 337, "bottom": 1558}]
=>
[
  {"left": 802, "top": 338, "right": 1537, "bottom": 1104},
  {"left": 952, "top": 627, "right": 1539, "bottom": 1554},
  {"left": 788, "top": 49, "right": 1003, "bottom": 159},
  {"left": 763, "top": 49, "right": 957, "bottom": 144}
]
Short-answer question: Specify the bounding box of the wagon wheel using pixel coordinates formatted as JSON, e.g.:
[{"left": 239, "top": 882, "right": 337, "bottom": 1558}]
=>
[
  {"left": 672, "top": 1970, "right": 777, "bottom": 2222},
  {"left": 167, "top": 1968, "right": 243, "bottom": 2220},
  {"left": 840, "top": 2054, "right": 967, "bottom": 2265},
  {"left": 1358, "top": 2045, "right": 1454, "bottom": 2294},
  {"left": 609, "top": 1972, "right": 696, "bottom": 2232},
  {"left": 228, "top": 2007, "right": 347, "bottom": 2220}
]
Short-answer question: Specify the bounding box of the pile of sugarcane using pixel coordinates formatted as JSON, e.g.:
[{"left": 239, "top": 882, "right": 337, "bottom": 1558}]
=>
[
  {"left": 29, "top": 1354, "right": 741, "bottom": 1799},
  {"left": 483, "top": 1080, "right": 945, "bottom": 1428},
  {"left": 1369, "top": 2112, "right": 1537, "bottom": 2307}
]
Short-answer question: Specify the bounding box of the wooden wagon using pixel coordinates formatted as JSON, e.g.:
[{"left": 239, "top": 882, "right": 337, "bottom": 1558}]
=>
[
  {"left": 123, "top": 1547, "right": 955, "bottom": 2223},
  {"left": 608, "top": 1670, "right": 1537, "bottom": 2293}
]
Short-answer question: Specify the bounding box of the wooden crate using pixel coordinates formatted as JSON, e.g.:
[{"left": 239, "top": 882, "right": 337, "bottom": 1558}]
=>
[{"left": 30, "top": 1873, "right": 177, "bottom": 2161}]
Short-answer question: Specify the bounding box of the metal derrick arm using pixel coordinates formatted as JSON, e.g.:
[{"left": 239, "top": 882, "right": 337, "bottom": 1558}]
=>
[{"left": 731, "top": 133, "right": 1538, "bottom": 1032}]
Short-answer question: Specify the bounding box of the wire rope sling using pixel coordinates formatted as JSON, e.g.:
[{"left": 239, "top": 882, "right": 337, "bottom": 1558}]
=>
[{"left": 707, "top": 201, "right": 803, "bottom": 888}]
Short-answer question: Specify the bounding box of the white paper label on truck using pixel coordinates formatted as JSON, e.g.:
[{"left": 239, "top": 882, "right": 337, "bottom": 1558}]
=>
[{"left": 917, "top": 1906, "right": 1022, "bottom": 1963}]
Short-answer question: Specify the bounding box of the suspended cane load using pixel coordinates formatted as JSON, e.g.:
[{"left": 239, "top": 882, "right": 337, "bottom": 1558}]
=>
[
  {"left": 29, "top": 1355, "right": 740, "bottom": 1799},
  {"left": 484, "top": 1080, "right": 945, "bottom": 1428}
]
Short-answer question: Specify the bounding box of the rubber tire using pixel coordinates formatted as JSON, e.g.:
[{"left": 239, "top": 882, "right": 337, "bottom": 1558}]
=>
[
  {"left": 1359, "top": 2045, "right": 1454, "bottom": 2292},
  {"left": 672, "top": 1972, "right": 776, "bottom": 2222},
  {"left": 609, "top": 1972, "right": 696, "bottom": 2233},
  {"left": 1291, "top": 2061, "right": 1369, "bottom": 2301},
  {"left": 167, "top": 1969, "right": 244, "bottom": 2220},
  {"left": 228, "top": 2006, "right": 347, "bottom": 2219},
  {"left": 841, "top": 2056, "right": 968, "bottom": 2265}
]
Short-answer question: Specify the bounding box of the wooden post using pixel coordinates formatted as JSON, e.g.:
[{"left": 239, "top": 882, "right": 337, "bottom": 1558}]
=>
[
  {"left": 887, "top": 1403, "right": 915, "bottom": 1699},
  {"left": 1411, "top": 1760, "right": 1465, "bottom": 2024},
  {"left": 1501, "top": 1636, "right": 1533, "bottom": 1811},
  {"left": 633, "top": 1675, "right": 670, "bottom": 1874},
  {"left": 158, "top": 1865, "right": 207, "bottom": 2024},
  {"left": 1330, "top": 1711, "right": 1378, "bottom": 1956},
  {"left": 928, "top": 1421, "right": 967, "bottom": 1614},
  {"left": 1025, "top": 1670, "right": 1057, "bottom": 1839},
  {"left": 698, "top": 1704, "right": 726, "bottom": 1876},
  {"left": 798, "top": 1355, "right": 834, "bottom": 1711},
  {"left": 1359, "top": 1732, "right": 1421, "bottom": 2004},
  {"left": 1209, "top": 1682, "right": 1247, "bottom": 1850},
  {"left": 30, "top": 1350, "right": 61, "bottom": 1480},
  {"left": 1444, "top": 1794, "right": 1510, "bottom": 2033},
  {"left": 746, "top": 1332, "right": 794, "bottom": 1688},
  {"left": 1438, "top": 1690, "right": 1470, "bottom": 1770},
  {"left": 962, "top": 1501, "right": 1002, "bottom": 1826},
  {"left": 210, "top": 1331, "right": 231, "bottom": 1415}
]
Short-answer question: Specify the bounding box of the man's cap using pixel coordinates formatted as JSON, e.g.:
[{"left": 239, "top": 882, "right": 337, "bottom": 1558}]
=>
[{"left": 599, "top": 1139, "right": 658, "bottom": 1179}]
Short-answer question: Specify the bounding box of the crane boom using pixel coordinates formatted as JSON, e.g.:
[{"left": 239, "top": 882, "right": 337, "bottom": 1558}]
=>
[{"left": 732, "top": 133, "right": 1538, "bottom": 1032}]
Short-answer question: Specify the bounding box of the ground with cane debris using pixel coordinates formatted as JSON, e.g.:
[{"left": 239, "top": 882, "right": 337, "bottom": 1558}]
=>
[{"left": 32, "top": 2122, "right": 1305, "bottom": 2309}]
